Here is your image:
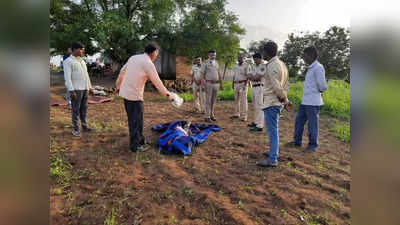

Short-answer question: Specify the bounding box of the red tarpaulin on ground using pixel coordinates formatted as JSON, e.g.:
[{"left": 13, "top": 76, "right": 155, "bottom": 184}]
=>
[{"left": 50, "top": 96, "right": 113, "bottom": 106}]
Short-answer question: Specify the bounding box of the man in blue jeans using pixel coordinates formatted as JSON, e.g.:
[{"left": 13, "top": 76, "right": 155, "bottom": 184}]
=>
[
  {"left": 256, "top": 41, "right": 291, "bottom": 167},
  {"left": 288, "top": 46, "right": 328, "bottom": 151}
]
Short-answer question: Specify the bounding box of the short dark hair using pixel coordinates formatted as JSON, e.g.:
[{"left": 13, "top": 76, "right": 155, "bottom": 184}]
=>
[
  {"left": 71, "top": 42, "right": 85, "bottom": 51},
  {"left": 263, "top": 41, "right": 278, "bottom": 57},
  {"left": 303, "top": 46, "right": 318, "bottom": 60},
  {"left": 208, "top": 50, "right": 216, "bottom": 54},
  {"left": 194, "top": 56, "right": 201, "bottom": 59},
  {"left": 253, "top": 53, "right": 262, "bottom": 59},
  {"left": 144, "top": 42, "right": 160, "bottom": 54}
]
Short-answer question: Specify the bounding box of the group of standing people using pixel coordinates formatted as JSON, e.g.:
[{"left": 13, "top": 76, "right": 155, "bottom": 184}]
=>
[
  {"left": 190, "top": 41, "right": 327, "bottom": 167},
  {"left": 62, "top": 40, "right": 328, "bottom": 168}
]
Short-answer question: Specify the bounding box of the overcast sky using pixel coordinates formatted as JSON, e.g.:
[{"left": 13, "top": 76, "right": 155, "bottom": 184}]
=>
[{"left": 225, "top": 0, "right": 351, "bottom": 48}]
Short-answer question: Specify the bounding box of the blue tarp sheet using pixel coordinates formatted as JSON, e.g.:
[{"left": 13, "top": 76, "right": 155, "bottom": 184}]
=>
[{"left": 151, "top": 121, "right": 221, "bottom": 155}]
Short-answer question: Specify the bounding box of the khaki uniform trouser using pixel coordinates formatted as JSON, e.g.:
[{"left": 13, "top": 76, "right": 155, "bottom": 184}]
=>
[
  {"left": 192, "top": 83, "right": 206, "bottom": 112},
  {"left": 234, "top": 86, "right": 248, "bottom": 120},
  {"left": 252, "top": 86, "right": 264, "bottom": 128},
  {"left": 205, "top": 83, "right": 219, "bottom": 119}
]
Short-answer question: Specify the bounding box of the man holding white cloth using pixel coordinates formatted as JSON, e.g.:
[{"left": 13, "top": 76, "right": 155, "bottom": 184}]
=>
[{"left": 116, "top": 42, "right": 174, "bottom": 152}]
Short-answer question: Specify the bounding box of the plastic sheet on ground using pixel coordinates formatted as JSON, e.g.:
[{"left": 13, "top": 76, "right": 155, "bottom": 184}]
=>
[{"left": 151, "top": 120, "right": 221, "bottom": 155}]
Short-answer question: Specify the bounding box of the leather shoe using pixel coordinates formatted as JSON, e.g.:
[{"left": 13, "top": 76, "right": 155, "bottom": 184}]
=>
[{"left": 256, "top": 159, "right": 278, "bottom": 167}]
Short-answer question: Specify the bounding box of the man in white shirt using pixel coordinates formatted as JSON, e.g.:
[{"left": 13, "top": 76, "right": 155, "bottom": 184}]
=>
[
  {"left": 288, "top": 46, "right": 328, "bottom": 151},
  {"left": 191, "top": 57, "right": 205, "bottom": 113},
  {"left": 63, "top": 48, "right": 72, "bottom": 108},
  {"left": 63, "top": 42, "right": 94, "bottom": 137},
  {"left": 116, "top": 42, "right": 174, "bottom": 152}
]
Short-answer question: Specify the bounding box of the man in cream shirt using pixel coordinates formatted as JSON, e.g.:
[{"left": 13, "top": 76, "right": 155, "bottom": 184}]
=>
[
  {"left": 63, "top": 42, "right": 94, "bottom": 137},
  {"left": 257, "top": 41, "right": 291, "bottom": 167},
  {"left": 116, "top": 42, "right": 174, "bottom": 152}
]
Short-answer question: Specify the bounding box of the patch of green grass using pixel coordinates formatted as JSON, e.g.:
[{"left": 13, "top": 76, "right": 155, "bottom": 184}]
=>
[
  {"left": 104, "top": 208, "right": 119, "bottom": 225},
  {"left": 217, "top": 81, "right": 252, "bottom": 101},
  {"left": 330, "top": 122, "right": 350, "bottom": 142},
  {"left": 298, "top": 210, "right": 334, "bottom": 225},
  {"left": 50, "top": 154, "right": 71, "bottom": 185},
  {"left": 280, "top": 209, "right": 289, "bottom": 217},
  {"left": 147, "top": 97, "right": 169, "bottom": 102},
  {"left": 288, "top": 80, "right": 350, "bottom": 120},
  {"left": 179, "top": 92, "right": 194, "bottom": 102},
  {"left": 53, "top": 188, "right": 63, "bottom": 195},
  {"left": 88, "top": 121, "right": 113, "bottom": 133},
  {"left": 168, "top": 215, "right": 178, "bottom": 224}
]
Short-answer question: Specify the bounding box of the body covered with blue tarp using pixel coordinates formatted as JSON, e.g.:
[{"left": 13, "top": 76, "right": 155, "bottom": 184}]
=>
[{"left": 151, "top": 121, "right": 221, "bottom": 155}]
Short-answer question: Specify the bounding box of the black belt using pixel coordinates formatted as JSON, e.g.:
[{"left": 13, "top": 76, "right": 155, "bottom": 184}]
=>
[{"left": 252, "top": 84, "right": 263, "bottom": 87}]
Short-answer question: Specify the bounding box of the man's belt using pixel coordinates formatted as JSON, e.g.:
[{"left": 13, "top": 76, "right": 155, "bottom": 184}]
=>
[
  {"left": 193, "top": 79, "right": 202, "bottom": 85},
  {"left": 234, "top": 80, "right": 247, "bottom": 84},
  {"left": 206, "top": 80, "right": 220, "bottom": 84},
  {"left": 252, "top": 83, "right": 263, "bottom": 87}
]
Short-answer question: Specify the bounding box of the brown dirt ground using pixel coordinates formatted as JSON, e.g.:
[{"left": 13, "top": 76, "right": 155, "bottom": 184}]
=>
[{"left": 50, "top": 73, "right": 350, "bottom": 225}]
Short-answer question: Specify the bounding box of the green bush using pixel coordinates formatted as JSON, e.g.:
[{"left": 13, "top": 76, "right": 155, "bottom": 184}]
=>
[
  {"left": 288, "top": 80, "right": 350, "bottom": 120},
  {"left": 178, "top": 80, "right": 350, "bottom": 122},
  {"left": 330, "top": 122, "right": 350, "bottom": 142},
  {"left": 180, "top": 92, "right": 194, "bottom": 102},
  {"left": 181, "top": 81, "right": 252, "bottom": 102}
]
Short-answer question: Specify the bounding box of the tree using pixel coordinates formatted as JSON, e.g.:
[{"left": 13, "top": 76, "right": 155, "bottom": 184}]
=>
[
  {"left": 248, "top": 38, "right": 272, "bottom": 56},
  {"left": 50, "top": 0, "right": 245, "bottom": 75},
  {"left": 280, "top": 26, "right": 350, "bottom": 80},
  {"left": 176, "top": 0, "right": 245, "bottom": 69},
  {"left": 50, "top": 0, "right": 180, "bottom": 65}
]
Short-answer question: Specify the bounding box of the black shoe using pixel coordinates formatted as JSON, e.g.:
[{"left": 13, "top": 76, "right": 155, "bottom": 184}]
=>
[
  {"left": 256, "top": 159, "right": 278, "bottom": 167},
  {"left": 210, "top": 117, "right": 216, "bottom": 121},
  {"left": 286, "top": 141, "right": 301, "bottom": 147},
  {"left": 249, "top": 127, "right": 263, "bottom": 132},
  {"left": 305, "top": 146, "right": 317, "bottom": 152},
  {"left": 205, "top": 118, "right": 212, "bottom": 123},
  {"left": 247, "top": 122, "right": 257, "bottom": 127}
]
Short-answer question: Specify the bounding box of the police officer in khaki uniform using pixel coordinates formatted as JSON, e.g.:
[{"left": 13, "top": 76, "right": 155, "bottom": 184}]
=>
[
  {"left": 230, "top": 54, "right": 249, "bottom": 121},
  {"left": 247, "top": 53, "right": 266, "bottom": 132},
  {"left": 191, "top": 56, "right": 205, "bottom": 113},
  {"left": 201, "top": 50, "right": 223, "bottom": 122}
]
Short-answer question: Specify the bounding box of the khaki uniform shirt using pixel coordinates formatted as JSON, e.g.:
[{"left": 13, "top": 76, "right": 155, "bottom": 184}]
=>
[
  {"left": 262, "top": 56, "right": 289, "bottom": 109},
  {"left": 191, "top": 64, "right": 203, "bottom": 83},
  {"left": 247, "top": 62, "right": 266, "bottom": 86},
  {"left": 233, "top": 63, "right": 248, "bottom": 89},
  {"left": 201, "top": 59, "right": 220, "bottom": 81}
]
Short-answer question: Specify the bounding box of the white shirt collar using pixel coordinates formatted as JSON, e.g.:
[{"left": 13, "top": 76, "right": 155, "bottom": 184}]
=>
[{"left": 308, "top": 60, "right": 318, "bottom": 68}]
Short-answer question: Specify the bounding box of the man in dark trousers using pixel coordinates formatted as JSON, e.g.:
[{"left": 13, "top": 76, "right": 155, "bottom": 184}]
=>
[
  {"left": 63, "top": 42, "right": 94, "bottom": 137},
  {"left": 116, "top": 42, "right": 174, "bottom": 152},
  {"left": 288, "top": 46, "right": 328, "bottom": 151}
]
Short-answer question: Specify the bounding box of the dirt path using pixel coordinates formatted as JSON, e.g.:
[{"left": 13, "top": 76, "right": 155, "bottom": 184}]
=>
[{"left": 50, "top": 76, "right": 350, "bottom": 225}]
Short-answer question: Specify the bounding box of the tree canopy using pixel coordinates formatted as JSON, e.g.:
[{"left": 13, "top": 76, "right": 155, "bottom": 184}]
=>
[
  {"left": 246, "top": 26, "right": 350, "bottom": 80},
  {"left": 280, "top": 26, "right": 350, "bottom": 80},
  {"left": 50, "top": 0, "right": 245, "bottom": 67}
]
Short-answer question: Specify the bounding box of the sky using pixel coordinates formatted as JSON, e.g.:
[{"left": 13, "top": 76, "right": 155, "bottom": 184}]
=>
[{"left": 225, "top": 0, "right": 351, "bottom": 48}]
